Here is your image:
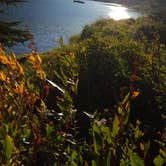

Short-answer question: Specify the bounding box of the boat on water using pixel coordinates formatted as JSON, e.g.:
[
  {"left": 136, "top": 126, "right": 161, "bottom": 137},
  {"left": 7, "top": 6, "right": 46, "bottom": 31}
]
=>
[{"left": 73, "top": 0, "right": 85, "bottom": 4}]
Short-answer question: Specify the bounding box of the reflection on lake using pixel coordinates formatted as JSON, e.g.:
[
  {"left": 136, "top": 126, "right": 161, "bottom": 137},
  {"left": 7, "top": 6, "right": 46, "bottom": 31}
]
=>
[
  {"left": 107, "top": 5, "right": 130, "bottom": 20},
  {"left": 2, "top": 0, "right": 142, "bottom": 54}
]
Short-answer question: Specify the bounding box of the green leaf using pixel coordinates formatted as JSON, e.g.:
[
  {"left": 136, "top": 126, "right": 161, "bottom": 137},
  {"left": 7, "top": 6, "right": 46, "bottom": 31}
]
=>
[
  {"left": 71, "top": 161, "right": 77, "bottom": 166},
  {"left": 2, "top": 134, "right": 14, "bottom": 160},
  {"left": 106, "top": 150, "right": 111, "bottom": 166},
  {"left": 92, "top": 123, "right": 102, "bottom": 155},
  {"left": 122, "top": 92, "right": 130, "bottom": 105},
  {"left": 71, "top": 151, "right": 77, "bottom": 161},
  {"left": 130, "top": 152, "right": 145, "bottom": 166},
  {"left": 111, "top": 114, "right": 120, "bottom": 137},
  {"left": 92, "top": 160, "right": 97, "bottom": 166},
  {"left": 144, "top": 140, "right": 150, "bottom": 158},
  {"left": 93, "top": 123, "right": 100, "bottom": 135},
  {"left": 153, "top": 155, "right": 165, "bottom": 166},
  {"left": 118, "top": 106, "right": 123, "bottom": 115},
  {"left": 46, "top": 124, "right": 53, "bottom": 137},
  {"left": 123, "top": 102, "right": 130, "bottom": 125},
  {"left": 159, "top": 149, "right": 166, "bottom": 159}
]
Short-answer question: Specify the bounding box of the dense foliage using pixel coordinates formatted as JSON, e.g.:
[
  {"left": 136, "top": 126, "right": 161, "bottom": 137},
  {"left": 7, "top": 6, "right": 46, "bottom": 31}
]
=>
[
  {"left": 0, "top": 7, "right": 165, "bottom": 166},
  {"left": 43, "top": 15, "right": 166, "bottom": 165}
]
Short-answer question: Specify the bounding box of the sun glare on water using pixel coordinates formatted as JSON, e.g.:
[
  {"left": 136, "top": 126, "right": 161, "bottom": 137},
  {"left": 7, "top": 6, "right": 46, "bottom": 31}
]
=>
[{"left": 108, "top": 6, "right": 131, "bottom": 20}]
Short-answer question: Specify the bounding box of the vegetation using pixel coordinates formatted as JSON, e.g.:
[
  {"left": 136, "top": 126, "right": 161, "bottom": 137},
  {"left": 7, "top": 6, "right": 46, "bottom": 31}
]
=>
[
  {"left": 43, "top": 15, "right": 166, "bottom": 165},
  {"left": 0, "top": 0, "right": 29, "bottom": 47},
  {"left": 0, "top": 2, "right": 166, "bottom": 166}
]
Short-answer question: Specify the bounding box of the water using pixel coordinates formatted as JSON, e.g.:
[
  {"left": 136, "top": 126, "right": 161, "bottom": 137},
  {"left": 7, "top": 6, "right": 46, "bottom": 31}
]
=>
[{"left": 1, "top": 0, "right": 141, "bottom": 54}]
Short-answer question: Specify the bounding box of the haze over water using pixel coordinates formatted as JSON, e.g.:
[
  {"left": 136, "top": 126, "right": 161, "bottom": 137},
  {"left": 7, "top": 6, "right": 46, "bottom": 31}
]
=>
[{"left": 2, "top": 0, "right": 142, "bottom": 54}]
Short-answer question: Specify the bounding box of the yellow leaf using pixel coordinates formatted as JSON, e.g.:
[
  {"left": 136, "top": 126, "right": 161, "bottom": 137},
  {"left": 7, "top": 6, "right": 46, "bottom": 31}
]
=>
[
  {"left": 36, "top": 54, "right": 42, "bottom": 63},
  {"left": 147, "top": 55, "right": 152, "bottom": 65},
  {"left": 36, "top": 69, "right": 45, "bottom": 80},
  {"left": 140, "top": 142, "right": 145, "bottom": 151},
  {"left": 0, "top": 71, "right": 6, "bottom": 82}
]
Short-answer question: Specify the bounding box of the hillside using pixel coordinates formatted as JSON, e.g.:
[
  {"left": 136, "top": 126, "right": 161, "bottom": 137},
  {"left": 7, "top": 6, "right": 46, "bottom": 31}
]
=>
[
  {"left": 0, "top": 5, "right": 165, "bottom": 166},
  {"left": 41, "top": 15, "right": 166, "bottom": 165}
]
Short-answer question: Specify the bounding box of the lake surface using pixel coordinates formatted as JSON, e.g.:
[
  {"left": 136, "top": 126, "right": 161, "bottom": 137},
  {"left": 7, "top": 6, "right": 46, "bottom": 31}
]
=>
[{"left": 2, "top": 0, "right": 142, "bottom": 54}]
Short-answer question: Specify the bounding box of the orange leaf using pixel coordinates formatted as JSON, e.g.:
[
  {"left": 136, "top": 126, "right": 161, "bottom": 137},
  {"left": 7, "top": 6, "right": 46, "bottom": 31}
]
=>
[
  {"left": 69, "top": 52, "right": 75, "bottom": 59},
  {"left": 26, "top": 52, "right": 45, "bottom": 79},
  {"left": 0, "top": 48, "right": 8, "bottom": 64},
  {"left": 16, "top": 62, "right": 24, "bottom": 75},
  {"left": 7, "top": 54, "right": 18, "bottom": 71},
  {"left": 13, "top": 83, "right": 24, "bottom": 95},
  {"left": 27, "top": 53, "right": 35, "bottom": 63},
  {"left": 131, "top": 91, "right": 140, "bottom": 99}
]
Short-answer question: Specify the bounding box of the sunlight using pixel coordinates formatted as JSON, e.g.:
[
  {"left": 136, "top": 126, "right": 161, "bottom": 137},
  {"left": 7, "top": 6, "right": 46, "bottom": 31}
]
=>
[{"left": 108, "top": 6, "right": 131, "bottom": 20}]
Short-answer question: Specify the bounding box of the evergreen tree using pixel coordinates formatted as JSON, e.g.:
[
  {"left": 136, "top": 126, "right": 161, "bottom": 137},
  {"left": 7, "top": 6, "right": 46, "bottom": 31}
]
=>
[{"left": 0, "top": 0, "right": 29, "bottom": 47}]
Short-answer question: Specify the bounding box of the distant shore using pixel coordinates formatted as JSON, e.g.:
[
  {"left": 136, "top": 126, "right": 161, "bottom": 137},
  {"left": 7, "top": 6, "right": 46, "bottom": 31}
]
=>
[{"left": 92, "top": 0, "right": 166, "bottom": 13}]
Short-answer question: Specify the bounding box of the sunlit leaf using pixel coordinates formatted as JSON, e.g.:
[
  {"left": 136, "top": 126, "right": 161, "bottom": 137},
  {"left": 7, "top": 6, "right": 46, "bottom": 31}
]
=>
[
  {"left": 16, "top": 61, "right": 24, "bottom": 75},
  {"left": 36, "top": 53, "right": 42, "bottom": 63},
  {"left": 27, "top": 53, "right": 35, "bottom": 63},
  {"left": 0, "top": 47, "right": 8, "bottom": 64}
]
